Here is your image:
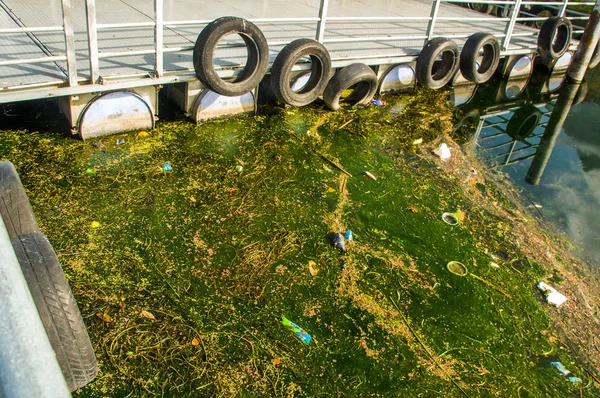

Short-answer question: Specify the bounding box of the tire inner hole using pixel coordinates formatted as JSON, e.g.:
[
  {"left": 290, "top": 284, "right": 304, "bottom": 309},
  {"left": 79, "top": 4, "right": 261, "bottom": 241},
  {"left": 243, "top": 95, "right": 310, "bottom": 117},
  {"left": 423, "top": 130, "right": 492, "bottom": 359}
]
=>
[{"left": 432, "top": 50, "right": 456, "bottom": 81}]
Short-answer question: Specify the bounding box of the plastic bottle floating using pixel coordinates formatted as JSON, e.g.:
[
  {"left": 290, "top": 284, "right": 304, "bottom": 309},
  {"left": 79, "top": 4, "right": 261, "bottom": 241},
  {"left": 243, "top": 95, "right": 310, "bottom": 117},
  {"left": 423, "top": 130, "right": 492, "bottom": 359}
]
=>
[{"left": 282, "top": 316, "right": 312, "bottom": 344}]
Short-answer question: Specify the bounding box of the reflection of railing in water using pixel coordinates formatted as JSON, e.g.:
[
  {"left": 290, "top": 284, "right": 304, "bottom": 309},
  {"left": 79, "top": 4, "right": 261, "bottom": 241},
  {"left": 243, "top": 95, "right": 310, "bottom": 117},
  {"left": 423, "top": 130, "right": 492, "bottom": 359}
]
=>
[
  {"left": 455, "top": 67, "right": 585, "bottom": 185},
  {"left": 476, "top": 103, "right": 553, "bottom": 167}
]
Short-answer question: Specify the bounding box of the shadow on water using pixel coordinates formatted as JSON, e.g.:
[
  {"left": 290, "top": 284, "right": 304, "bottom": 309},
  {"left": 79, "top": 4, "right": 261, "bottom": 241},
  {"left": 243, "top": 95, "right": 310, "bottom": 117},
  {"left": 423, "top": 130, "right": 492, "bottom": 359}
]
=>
[{"left": 453, "top": 63, "right": 600, "bottom": 265}]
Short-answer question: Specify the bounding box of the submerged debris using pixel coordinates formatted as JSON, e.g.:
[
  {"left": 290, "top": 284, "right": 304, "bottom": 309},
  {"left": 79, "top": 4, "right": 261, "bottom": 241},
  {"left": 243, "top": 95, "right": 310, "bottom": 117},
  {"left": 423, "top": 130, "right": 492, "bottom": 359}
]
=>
[
  {"left": 364, "top": 171, "right": 377, "bottom": 180},
  {"left": 434, "top": 143, "right": 451, "bottom": 160},
  {"left": 551, "top": 362, "right": 582, "bottom": 385},
  {"left": 328, "top": 232, "right": 346, "bottom": 252},
  {"left": 282, "top": 316, "right": 312, "bottom": 344},
  {"left": 537, "top": 282, "right": 568, "bottom": 307}
]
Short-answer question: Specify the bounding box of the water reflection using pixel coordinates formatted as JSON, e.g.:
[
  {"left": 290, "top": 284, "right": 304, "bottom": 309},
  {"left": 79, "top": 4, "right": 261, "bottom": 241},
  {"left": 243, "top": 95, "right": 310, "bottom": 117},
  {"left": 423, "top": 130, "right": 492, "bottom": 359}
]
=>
[{"left": 453, "top": 65, "right": 600, "bottom": 264}]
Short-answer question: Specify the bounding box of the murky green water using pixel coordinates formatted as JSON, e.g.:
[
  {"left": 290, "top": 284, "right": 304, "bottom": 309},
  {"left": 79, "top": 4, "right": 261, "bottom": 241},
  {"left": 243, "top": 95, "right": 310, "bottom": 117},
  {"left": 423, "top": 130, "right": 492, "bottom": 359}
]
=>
[
  {"left": 0, "top": 79, "right": 597, "bottom": 396},
  {"left": 454, "top": 67, "right": 600, "bottom": 266}
]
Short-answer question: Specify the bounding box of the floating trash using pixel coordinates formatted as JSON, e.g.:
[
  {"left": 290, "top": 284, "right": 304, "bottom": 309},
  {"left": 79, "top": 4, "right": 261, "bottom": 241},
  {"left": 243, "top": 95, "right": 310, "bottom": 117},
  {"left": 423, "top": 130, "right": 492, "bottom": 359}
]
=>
[
  {"left": 550, "top": 362, "right": 582, "bottom": 385},
  {"left": 446, "top": 261, "right": 468, "bottom": 276},
  {"left": 537, "top": 282, "right": 568, "bottom": 307},
  {"left": 308, "top": 260, "right": 319, "bottom": 276},
  {"left": 371, "top": 99, "right": 386, "bottom": 106},
  {"left": 344, "top": 229, "right": 353, "bottom": 241},
  {"left": 282, "top": 316, "right": 312, "bottom": 344},
  {"left": 413, "top": 138, "right": 423, "bottom": 145},
  {"left": 116, "top": 138, "right": 125, "bottom": 145},
  {"left": 490, "top": 261, "right": 500, "bottom": 268},
  {"left": 364, "top": 171, "right": 377, "bottom": 180},
  {"left": 163, "top": 162, "right": 173, "bottom": 172},
  {"left": 442, "top": 212, "right": 459, "bottom": 226},
  {"left": 235, "top": 165, "right": 243, "bottom": 172},
  {"left": 434, "top": 143, "right": 451, "bottom": 160},
  {"left": 90, "top": 221, "right": 101, "bottom": 229},
  {"left": 85, "top": 168, "right": 94, "bottom": 175},
  {"left": 328, "top": 232, "right": 346, "bottom": 252}
]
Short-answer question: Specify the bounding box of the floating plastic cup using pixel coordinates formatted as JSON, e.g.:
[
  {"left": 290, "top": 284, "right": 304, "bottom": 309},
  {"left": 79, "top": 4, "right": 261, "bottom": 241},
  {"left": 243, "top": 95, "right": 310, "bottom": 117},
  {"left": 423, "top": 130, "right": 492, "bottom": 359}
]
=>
[
  {"left": 442, "top": 212, "right": 459, "bottom": 226},
  {"left": 446, "top": 261, "right": 467, "bottom": 276}
]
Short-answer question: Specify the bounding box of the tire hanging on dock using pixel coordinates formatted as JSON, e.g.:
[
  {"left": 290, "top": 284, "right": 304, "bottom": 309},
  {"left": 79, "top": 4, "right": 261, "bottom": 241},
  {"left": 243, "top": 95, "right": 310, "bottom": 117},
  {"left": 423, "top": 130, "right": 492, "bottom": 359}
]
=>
[
  {"left": 537, "top": 17, "right": 572, "bottom": 62},
  {"left": 193, "top": 17, "right": 269, "bottom": 97},
  {"left": 416, "top": 38, "right": 460, "bottom": 89},
  {"left": 460, "top": 33, "right": 500, "bottom": 84},
  {"left": 270, "top": 38, "right": 332, "bottom": 107},
  {"left": 323, "top": 63, "right": 377, "bottom": 111}
]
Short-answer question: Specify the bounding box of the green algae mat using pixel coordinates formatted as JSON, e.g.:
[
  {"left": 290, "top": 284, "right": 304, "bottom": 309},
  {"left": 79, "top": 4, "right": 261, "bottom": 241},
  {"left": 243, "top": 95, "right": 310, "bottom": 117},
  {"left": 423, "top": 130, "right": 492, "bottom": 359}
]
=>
[{"left": 0, "top": 91, "right": 596, "bottom": 397}]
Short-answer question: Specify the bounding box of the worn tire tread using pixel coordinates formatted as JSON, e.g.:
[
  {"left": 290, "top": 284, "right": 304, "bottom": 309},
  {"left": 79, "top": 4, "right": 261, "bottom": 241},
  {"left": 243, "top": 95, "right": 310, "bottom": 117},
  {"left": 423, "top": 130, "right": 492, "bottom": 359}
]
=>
[
  {"left": 0, "top": 162, "right": 39, "bottom": 238},
  {"left": 12, "top": 233, "right": 97, "bottom": 391}
]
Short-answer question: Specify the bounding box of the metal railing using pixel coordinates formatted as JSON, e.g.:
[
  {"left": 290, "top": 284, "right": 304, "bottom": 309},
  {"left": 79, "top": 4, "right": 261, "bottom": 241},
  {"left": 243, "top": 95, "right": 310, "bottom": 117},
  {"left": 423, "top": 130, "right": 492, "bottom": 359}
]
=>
[{"left": 0, "top": 0, "right": 594, "bottom": 99}]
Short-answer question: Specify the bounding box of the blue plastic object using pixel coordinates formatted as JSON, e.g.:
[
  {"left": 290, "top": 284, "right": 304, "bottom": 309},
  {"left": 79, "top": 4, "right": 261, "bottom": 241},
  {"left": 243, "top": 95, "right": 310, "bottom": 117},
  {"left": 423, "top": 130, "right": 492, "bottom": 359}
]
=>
[
  {"left": 371, "top": 100, "right": 386, "bottom": 106},
  {"left": 550, "top": 362, "right": 582, "bottom": 385},
  {"left": 282, "top": 316, "right": 312, "bottom": 344},
  {"left": 344, "top": 230, "right": 353, "bottom": 241},
  {"left": 163, "top": 162, "right": 173, "bottom": 172}
]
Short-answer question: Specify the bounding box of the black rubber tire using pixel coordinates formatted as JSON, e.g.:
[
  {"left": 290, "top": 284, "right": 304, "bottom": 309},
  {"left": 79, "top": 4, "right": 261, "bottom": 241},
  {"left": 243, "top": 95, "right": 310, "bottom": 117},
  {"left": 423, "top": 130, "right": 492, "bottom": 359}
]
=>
[
  {"left": 460, "top": 33, "right": 500, "bottom": 84},
  {"left": 193, "top": 17, "right": 269, "bottom": 97},
  {"left": 11, "top": 232, "right": 98, "bottom": 392},
  {"left": 507, "top": 104, "right": 542, "bottom": 141},
  {"left": 468, "top": 3, "right": 493, "bottom": 14},
  {"left": 589, "top": 44, "right": 600, "bottom": 69},
  {"left": 416, "top": 38, "right": 460, "bottom": 89},
  {"left": 0, "top": 161, "right": 39, "bottom": 239},
  {"left": 495, "top": 1, "right": 511, "bottom": 18},
  {"left": 270, "top": 39, "right": 332, "bottom": 107},
  {"left": 537, "top": 17, "right": 572, "bottom": 62},
  {"left": 528, "top": 5, "right": 557, "bottom": 29},
  {"left": 323, "top": 63, "right": 377, "bottom": 111}
]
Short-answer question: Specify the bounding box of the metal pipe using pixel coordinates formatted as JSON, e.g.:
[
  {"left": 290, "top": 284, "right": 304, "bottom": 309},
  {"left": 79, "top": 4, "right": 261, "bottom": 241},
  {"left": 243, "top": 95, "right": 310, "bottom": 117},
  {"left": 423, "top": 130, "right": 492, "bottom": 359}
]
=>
[
  {"left": 567, "top": 0, "right": 600, "bottom": 82},
  {"left": 61, "top": 0, "right": 78, "bottom": 86},
  {"left": 0, "top": 55, "right": 67, "bottom": 67},
  {"left": 0, "top": 215, "right": 71, "bottom": 398},
  {"left": 154, "top": 0, "right": 164, "bottom": 78},
  {"left": 426, "top": 0, "right": 442, "bottom": 42},
  {"left": 316, "top": 0, "right": 329, "bottom": 43},
  {"left": 502, "top": 0, "right": 523, "bottom": 51},
  {"left": 0, "top": 26, "right": 64, "bottom": 34},
  {"left": 526, "top": 82, "right": 580, "bottom": 184},
  {"left": 85, "top": 0, "right": 100, "bottom": 84},
  {"left": 559, "top": 0, "right": 569, "bottom": 17}
]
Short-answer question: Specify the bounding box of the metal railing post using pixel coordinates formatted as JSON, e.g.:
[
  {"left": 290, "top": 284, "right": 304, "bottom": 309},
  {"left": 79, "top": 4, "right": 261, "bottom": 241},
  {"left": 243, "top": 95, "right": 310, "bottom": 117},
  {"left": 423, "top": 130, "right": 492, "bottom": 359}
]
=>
[
  {"left": 154, "top": 0, "right": 164, "bottom": 77},
  {"left": 316, "top": 0, "right": 329, "bottom": 43},
  {"left": 85, "top": 0, "right": 100, "bottom": 84},
  {"left": 425, "top": 0, "right": 442, "bottom": 43},
  {"left": 559, "top": 0, "right": 569, "bottom": 17},
  {"left": 502, "top": 0, "right": 522, "bottom": 51},
  {"left": 61, "top": 0, "right": 78, "bottom": 86}
]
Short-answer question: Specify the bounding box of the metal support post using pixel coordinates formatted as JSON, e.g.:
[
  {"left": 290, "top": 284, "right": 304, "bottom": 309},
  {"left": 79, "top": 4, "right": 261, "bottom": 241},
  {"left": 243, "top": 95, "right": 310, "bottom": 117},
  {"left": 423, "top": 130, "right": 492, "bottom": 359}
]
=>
[
  {"left": 316, "top": 0, "right": 329, "bottom": 43},
  {"left": 566, "top": 0, "right": 600, "bottom": 83},
  {"left": 558, "top": 0, "right": 569, "bottom": 17},
  {"left": 425, "top": 0, "right": 442, "bottom": 42},
  {"left": 61, "top": 0, "right": 78, "bottom": 86},
  {"left": 85, "top": 0, "right": 100, "bottom": 84},
  {"left": 154, "top": 0, "right": 164, "bottom": 78},
  {"left": 502, "top": 0, "right": 522, "bottom": 51}
]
